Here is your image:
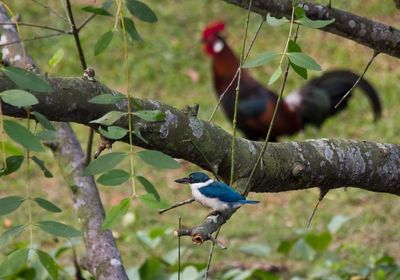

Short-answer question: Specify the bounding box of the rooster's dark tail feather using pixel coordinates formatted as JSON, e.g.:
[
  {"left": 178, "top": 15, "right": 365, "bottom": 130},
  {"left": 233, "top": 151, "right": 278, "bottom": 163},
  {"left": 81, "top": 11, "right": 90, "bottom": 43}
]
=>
[{"left": 298, "top": 70, "right": 382, "bottom": 127}]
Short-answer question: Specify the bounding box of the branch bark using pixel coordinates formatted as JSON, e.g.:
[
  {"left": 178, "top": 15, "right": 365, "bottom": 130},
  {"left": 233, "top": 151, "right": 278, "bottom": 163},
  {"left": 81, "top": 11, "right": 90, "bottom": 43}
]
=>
[
  {"left": 0, "top": 5, "right": 128, "bottom": 279},
  {"left": 222, "top": 0, "right": 400, "bottom": 59},
  {"left": 1, "top": 75, "right": 399, "bottom": 196}
]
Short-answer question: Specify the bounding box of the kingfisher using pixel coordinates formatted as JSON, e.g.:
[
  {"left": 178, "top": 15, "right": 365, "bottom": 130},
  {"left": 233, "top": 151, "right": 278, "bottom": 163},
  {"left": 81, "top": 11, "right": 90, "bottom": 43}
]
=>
[{"left": 175, "top": 172, "right": 259, "bottom": 212}]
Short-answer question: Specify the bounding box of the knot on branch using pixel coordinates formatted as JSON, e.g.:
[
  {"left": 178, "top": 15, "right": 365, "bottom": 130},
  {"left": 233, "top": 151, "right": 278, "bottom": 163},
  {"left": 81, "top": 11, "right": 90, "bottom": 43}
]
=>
[
  {"left": 182, "top": 103, "right": 199, "bottom": 118},
  {"left": 292, "top": 162, "right": 306, "bottom": 177}
]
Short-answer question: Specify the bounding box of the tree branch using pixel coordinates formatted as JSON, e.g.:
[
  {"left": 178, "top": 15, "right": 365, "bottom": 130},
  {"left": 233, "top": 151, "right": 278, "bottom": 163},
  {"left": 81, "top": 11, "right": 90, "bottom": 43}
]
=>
[
  {"left": 222, "top": 0, "right": 400, "bottom": 59},
  {"left": 1, "top": 75, "right": 399, "bottom": 197}
]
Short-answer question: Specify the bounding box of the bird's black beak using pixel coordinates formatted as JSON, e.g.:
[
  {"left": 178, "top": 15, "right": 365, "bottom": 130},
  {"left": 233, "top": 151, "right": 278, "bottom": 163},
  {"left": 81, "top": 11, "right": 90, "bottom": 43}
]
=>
[{"left": 175, "top": 177, "right": 190, "bottom": 184}]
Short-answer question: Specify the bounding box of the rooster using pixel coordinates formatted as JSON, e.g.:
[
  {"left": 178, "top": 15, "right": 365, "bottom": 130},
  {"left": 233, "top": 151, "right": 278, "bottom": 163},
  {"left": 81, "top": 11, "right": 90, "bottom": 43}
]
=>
[{"left": 201, "top": 21, "right": 382, "bottom": 141}]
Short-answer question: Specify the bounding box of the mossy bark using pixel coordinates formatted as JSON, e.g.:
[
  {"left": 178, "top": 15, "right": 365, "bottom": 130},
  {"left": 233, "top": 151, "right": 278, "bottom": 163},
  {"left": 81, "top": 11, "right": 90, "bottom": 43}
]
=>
[{"left": 223, "top": 0, "right": 400, "bottom": 59}]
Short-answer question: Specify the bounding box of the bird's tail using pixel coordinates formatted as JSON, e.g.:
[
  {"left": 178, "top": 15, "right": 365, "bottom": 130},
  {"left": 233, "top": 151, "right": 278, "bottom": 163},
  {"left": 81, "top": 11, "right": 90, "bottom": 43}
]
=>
[
  {"left": 295, "top": 70, "right": 382, "bottom": 127},
  {"left": 240, "top": 200, "right": 259, "bottom": 204}
]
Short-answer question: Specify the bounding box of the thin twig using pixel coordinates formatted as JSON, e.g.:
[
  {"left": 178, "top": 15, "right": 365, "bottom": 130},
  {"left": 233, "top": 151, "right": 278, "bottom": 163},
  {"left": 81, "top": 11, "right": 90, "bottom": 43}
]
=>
[
  {"left": 158, "top": 198, "right": 195, "bottom": 214},
  {"left": 208, "top": 17, "right": 265, "bottom": 122},
  {"left": 230, "top": 0, "right": 253, "bottom": 185},
  {"left": 65, "top": 0, "right": 87, "bottom": 69},
  {"left": 306, "top": 188, "right": 329, "bottom": 228},
  {"left": 0, "top": 22, "right": 68, "bottom": 33},
  {"left": 204, "top": 227, "right": 221, "bottom": 280},
  {"left": 65, "top": 0, "right": 94, "bottom": 165},
  {"left": 243, "top": 7, "right": 298, "bottom": 196},
  {"left": 334, "top": 50, "right": 379, "bottom": 109},
  {"left": 32, "top": 0, "right": 69, "bottom": 23},
  {"left": 77, "top": 14, "right": 96, "bottom": 32},
  {"left": 178, "top": 217, "right": 181, "bottom": 280},
  {"left": 0, "top": 32, "right": 66, "bottom": 47}
]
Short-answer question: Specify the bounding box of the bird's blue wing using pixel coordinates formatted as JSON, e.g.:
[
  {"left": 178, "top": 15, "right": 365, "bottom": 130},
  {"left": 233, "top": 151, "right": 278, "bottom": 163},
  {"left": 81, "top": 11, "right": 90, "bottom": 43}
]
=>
[{"left": 198, "top": 181, "right": 245, "bottom": 203}]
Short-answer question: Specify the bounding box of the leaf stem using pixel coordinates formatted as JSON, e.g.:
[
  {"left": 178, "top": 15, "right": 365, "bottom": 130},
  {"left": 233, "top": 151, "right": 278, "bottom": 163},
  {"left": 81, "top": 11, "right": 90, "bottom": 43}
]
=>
[
  {"left": 119, "top": 5, "right": 136, "bottom": 197},
  {"left": 230, "top": 0, "right": 253, "bottom": 186}
]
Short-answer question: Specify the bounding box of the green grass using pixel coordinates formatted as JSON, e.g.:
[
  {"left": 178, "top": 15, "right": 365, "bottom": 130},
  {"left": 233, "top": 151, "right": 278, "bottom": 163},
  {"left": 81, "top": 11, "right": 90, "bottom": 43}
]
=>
[{"left": 2, "top": 0, "right": 400, "bottom": 278}]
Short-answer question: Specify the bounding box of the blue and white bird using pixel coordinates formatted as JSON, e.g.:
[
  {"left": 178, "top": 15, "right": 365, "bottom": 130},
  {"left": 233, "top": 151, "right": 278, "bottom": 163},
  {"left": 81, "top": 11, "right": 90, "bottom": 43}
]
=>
[{"left": 175, "top": 172, "right": 259, "bottom": 212}]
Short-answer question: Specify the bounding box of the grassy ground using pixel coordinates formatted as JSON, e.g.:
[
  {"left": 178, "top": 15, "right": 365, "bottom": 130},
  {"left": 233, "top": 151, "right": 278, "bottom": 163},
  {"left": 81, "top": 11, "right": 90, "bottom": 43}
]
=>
[{"left": 2, "top": 0, "right": 400, "bottom": 278}]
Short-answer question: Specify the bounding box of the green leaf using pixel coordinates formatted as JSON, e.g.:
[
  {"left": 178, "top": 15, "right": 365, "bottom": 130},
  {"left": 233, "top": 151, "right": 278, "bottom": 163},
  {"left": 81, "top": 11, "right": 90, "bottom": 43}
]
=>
[
  {"left": 132, "top": 110, "right": 165, "bottom": 122},
  {"left": 0, "top": 224, "right": 26, "bottom": 249},
  {"left": 102, "top": 198, "right": 130, "bottom": 229},
  {"left": 288, "top": 40, "right": 307, "bottom": 79},
  {"left": 36, "top": 250, "right": 58, "bottom": 280},
  {"left": 2, "top": 66, "right": 51, "bottom": 93},
  {"left": 0, "top": 142, "right": 23, "bottom": 155},
  {"left": 133, "top": 127, "right": 148, "bottom": 144},
  {"left": 304, "top": 231, "right": 332, "bottom": 252},
  {"left": 268, "top": 66, "right": 282, "bottom": 85},
  {"left": 0, "top": 89, "right": 38, "bottom": 107},
  {"left": 126, "top": 0, "right": 157, "bottom": 23},
  {"left": 0, "top": 196, "right": 25, "bottom": 216},
  {"left": 266, "top": 13, "right": 289, "bottom": 26},
  {"left": 328, "top": 215, "right": 350, "bottom": 234},
  {"left": 81, "top": 6, "right": 112, "bottom": 16},
  {"left": 287, "top": 52, "right": 321, "bottom": 71},
  {"left": 240, "top": 243, "right": 271, "bottom": 257},
  {"left": 0, "top": 248, "right": 29, "bottom": 277},
  {"left": 3, "top": 120, "right": 45, "bottom": 152},
  {"left": 292, "top": 239, "right": 316, "bottom": 261},
  {"left": 242, "top": 51, "right": 281, "bottom": 68},
  {"left": 139, "top": 193, "right": 169, "bottom": 209},
  {"left": 31, "top": 111, "right": 55, "bottom": 131},
  {"left": 36, "top": 221, "right": 81, "bottom": 238},
  {"left": 88, "top": 93, "right": 125, "bottom": 104},
  {"left": 97, "top": 169, "right": 130, "bottom": 186},
  {"left": 90, "top": 111, "right": 126, "bottom": 126},
  {"left": 122, "top": 17, "right": 143, "bottom": 42},
  {"left": 48, "top": 49, "right": 64, "bottom": 67},
  {"left": 31, "top": 156, "right": 53, "bottom": 178},
  {"left": 294, "top": 6, "right": 335, "bottom": 28},
  {"left": 294, "top": 7, "right": 306, "bottom": 19},
  {"left": 0, "top": 155, "right": 24, "bottom": 177},
  {"left": 277, "top": 238, "right": 297, "bottom": 254},
  {"left": 94, "top": 30, "right": 114, "bottom": 56},
  {"left": 99, "top": 126, "right": 128, "bottom": 140},
  {"left": 290, "top": 62, "right": 308, "bottom": 80},
  {"left": 36, "top": 129, "right": 57, "bottom": 141},
  {"left": 83, "top": 152, "right": 127, "bottom": 176},
  {"left": 137, "top": 176, "right": 160, "bottom": 199},
  {"left": 34, "top": 197, "right": 61, "bottom": 213},
  {"left": 137, "top": 150, "right": 181, "bottom": 169},
  {"left": 297, "top": 18, "right": 335, "bottom": 28}
]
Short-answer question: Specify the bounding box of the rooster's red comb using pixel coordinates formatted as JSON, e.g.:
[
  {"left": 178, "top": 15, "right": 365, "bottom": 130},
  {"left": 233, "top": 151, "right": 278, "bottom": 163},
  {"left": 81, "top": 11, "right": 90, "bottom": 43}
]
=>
[{"left": 202, "top": 21, "right": 225, "bottom": 40}]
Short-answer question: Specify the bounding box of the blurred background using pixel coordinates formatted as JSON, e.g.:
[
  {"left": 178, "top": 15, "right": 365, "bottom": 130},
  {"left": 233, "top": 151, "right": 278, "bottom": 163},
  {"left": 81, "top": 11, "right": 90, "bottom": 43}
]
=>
[{"left": 2, "top": 0, "right": 400, "bottom": 279}]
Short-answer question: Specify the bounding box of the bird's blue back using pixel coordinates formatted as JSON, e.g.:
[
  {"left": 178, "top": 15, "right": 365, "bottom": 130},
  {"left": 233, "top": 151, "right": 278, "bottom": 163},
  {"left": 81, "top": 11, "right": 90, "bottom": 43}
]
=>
[{"left": 198, "top": 181, "right": 245, "bottom": 203}]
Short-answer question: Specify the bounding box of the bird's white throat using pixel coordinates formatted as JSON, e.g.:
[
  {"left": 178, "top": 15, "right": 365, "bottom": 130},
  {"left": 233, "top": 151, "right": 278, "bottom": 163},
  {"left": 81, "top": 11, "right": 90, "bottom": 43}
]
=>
[
  {"left": 190, "top": 179, "right": 214, "bottom": 190},
  {"left": 213, "top": 40, "right": 224, "bottom": 53}
]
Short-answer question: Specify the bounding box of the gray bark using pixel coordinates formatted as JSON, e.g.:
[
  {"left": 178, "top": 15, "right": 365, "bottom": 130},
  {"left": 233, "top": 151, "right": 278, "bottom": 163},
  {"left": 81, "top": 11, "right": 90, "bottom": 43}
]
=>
[{"left": 222, "top": 0, "right": 400, "bottom": 58}]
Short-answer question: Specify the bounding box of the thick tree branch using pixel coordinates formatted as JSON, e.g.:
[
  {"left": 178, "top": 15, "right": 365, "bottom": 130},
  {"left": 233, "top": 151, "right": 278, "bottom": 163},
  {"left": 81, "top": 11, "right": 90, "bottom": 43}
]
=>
[
  {"left": 1, "top": 75, "right": 399, "bottom": 196},
  {"left": 222, "top": 0, "right": 400, "bottom": 59},
  {"left": 0, "top": 5, "right": 128, "bottom": 279}
]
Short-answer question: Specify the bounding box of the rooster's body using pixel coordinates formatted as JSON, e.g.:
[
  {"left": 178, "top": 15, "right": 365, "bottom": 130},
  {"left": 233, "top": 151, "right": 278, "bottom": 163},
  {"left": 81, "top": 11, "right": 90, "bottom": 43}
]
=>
[{"left": 202, "top": 22, "right": 382, "bottom": 141}]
